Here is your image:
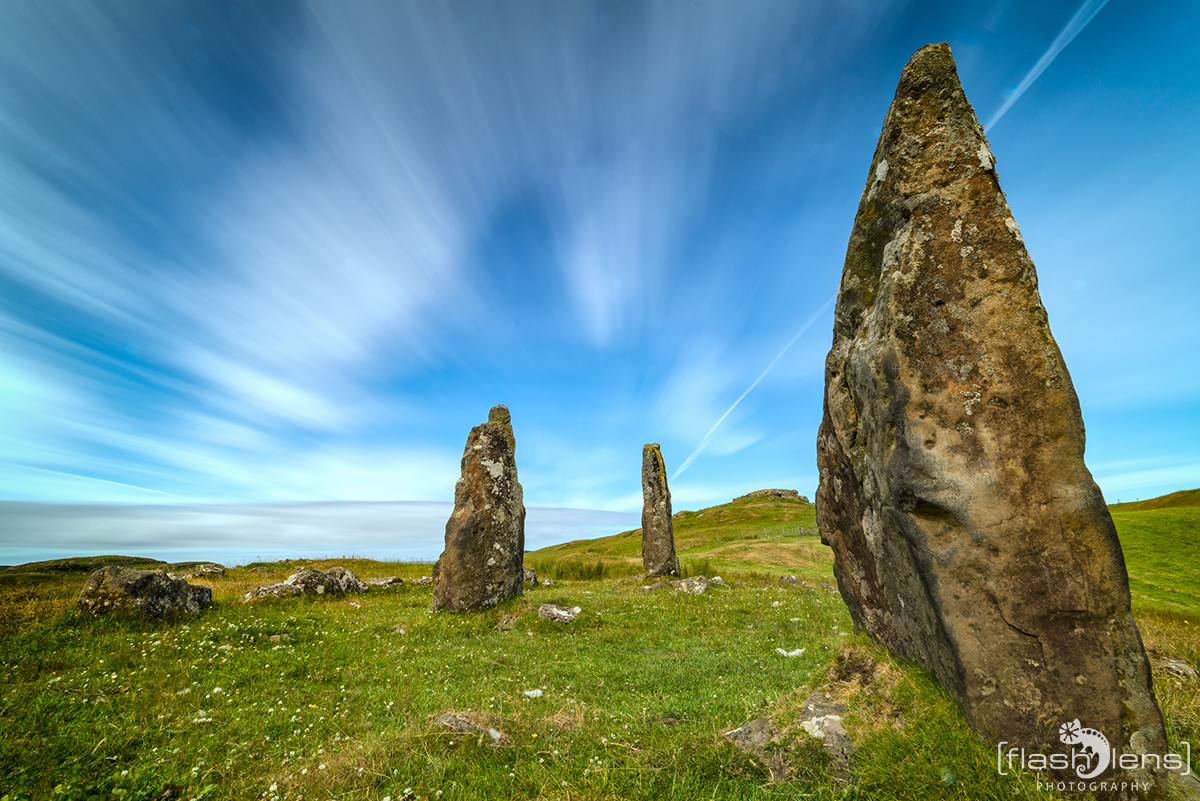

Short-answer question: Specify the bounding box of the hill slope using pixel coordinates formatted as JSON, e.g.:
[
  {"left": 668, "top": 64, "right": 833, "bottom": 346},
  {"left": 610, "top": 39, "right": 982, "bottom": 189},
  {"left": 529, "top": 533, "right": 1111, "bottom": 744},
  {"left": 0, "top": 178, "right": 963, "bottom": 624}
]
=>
[
  {"left": 530, "top": 487, "right": 1200, "bottom": 613},
  {"left": 529, "top": 492, "right": 827, "bottom": 579},
  {"left": 1110, "top": 488, "right": 1200, "bottom": 512}
]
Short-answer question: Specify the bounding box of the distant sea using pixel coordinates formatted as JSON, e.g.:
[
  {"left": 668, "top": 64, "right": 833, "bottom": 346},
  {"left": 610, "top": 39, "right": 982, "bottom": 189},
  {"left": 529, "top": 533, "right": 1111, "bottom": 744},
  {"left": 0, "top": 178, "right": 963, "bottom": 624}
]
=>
[{"left": 0, "top": 502, "right": 638, "bottom": 567}]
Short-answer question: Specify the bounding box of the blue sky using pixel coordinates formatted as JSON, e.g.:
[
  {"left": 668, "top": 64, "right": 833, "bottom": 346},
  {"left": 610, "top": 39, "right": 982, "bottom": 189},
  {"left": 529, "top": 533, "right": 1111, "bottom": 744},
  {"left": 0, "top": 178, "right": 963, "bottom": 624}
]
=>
[{"left": 1, "top": 1, "right": 1197, "bottom": 564}]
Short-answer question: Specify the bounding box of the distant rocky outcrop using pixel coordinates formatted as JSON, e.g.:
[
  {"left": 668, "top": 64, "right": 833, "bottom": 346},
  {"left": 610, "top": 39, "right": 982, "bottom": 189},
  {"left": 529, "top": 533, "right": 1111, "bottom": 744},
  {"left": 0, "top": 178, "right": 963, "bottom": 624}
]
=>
[
  {"left": 733, "top": 489, "right": 810, "bottom": 504},
  {"left": 239, "top": 567, "right": 368, "bottom": 603},
  {"left": 75, "top": 566, "right": 211, "bottom": 620},
  {"left": 431, "top": 405, "right": 526, "bottom": 612},
  {"left": 522, "top": 566, "right": 538, "bottom": 587},
  {"left": 815, "top": 43, "right": 1171, "bottom": 794},
  {"left": 641, "top": 444, "right": 680, "bottom": 577},
  {"left": 366, "top": 576, "right": 405, "bottom": 588},
  {"left": 167, "top": 562, "right": 225, "bottom": 580}
]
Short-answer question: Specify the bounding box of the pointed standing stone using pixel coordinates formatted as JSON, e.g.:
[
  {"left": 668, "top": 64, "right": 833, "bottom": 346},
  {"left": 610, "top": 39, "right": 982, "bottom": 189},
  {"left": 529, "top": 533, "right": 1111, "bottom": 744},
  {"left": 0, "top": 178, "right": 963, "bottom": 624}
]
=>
[
  {"left": 431, "top": 405, "right": 526, "bottom": 612},
  {"left": 816, "top": 44, "right": 1173, "bottom": 795},
  {"left": 641, "top": 444, "right": 680, "bottom": 577}
]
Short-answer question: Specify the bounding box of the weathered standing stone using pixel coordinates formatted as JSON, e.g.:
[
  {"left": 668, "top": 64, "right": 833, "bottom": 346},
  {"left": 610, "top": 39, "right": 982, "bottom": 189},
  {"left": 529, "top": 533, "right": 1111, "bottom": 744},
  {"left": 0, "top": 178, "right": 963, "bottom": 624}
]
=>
[
  {"left": 816, "top": 43, "right": 1172, "bottom": 796},
  {"left": 431, "top": 405, "right": 526, "bottom": 612},
  {"left": 75, "top": 566, "right": 212, "bottom": 620},
  {"left": 641, "top": 444, "right": 680, "bottom": 577}
]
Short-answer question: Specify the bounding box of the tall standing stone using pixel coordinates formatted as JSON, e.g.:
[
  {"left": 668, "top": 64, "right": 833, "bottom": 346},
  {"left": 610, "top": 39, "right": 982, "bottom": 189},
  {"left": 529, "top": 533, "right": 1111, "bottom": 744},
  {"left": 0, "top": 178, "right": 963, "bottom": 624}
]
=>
[
  {"left": 431, "top": 405, "right": 526, "bottom": 612},
  {"left": 641, "top": 444, "right": 680, "bottom": 577},
  {"left": 816, "top": 44, "right": 1172, "bottom": 795}
]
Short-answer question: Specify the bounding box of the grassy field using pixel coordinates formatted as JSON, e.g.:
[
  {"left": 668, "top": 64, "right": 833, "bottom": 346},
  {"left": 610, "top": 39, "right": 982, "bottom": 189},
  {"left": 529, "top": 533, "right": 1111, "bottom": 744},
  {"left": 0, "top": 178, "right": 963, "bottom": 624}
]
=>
[{"left": 1, "top": 491, "right": 1198, "bottom": 800}]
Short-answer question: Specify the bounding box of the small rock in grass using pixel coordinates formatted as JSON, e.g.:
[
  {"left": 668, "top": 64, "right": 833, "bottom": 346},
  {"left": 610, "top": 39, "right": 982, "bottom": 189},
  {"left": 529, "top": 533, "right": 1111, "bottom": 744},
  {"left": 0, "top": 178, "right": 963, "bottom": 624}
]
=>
[
  {"left": 538, "top": 604, "right": 581, "bottom": 623},
  {"left": 437, "top": 712, "right": 503, "bottom": 743},
  {"left": 670, "top": 576, "right": 709, "bottom": 594}
]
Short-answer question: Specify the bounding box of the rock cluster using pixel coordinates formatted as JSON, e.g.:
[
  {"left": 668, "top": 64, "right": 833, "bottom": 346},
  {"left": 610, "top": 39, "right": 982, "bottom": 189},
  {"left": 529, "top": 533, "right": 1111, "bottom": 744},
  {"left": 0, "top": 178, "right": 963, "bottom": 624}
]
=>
[
  {"left": 732, "top": 489, "right": 809, "bottom": 503},
  {"left": 431, "top": 405, "right": 526, "bottom": 612},
  {"left": 638, "top": 575, "right": 721, "bottom": 594},
  {"left": 522, "top": 566, "right": 539, "bottom": 587},
  {"left": 239, "top": 567, "right": 368, "bottom": 603},
  {"left": 166, "top": 562, "right": 226, "bottom": 580},
  {"left": 815, "top": 42, "right": 1169, "bottom": 792},
  {"left": 75, "top": 566, "right": 212, "bottom": 620},
  {"left": 640, "top": 444, "right": 680, "bottom": 577},
  {"left": 366, "top": 576, "right": 405, "bottom": 588}
]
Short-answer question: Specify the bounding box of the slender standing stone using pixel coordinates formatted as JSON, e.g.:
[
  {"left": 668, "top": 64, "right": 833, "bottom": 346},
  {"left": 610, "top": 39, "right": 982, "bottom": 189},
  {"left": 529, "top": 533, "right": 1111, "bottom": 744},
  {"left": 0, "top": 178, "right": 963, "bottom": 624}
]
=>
[
  {"left": 431, "top": 405, "right": 526, "bottom": 612},
  {"left": 641, "top": 444, "right": 680, "bottom": 577},
  {"left": 816, "top": 43, "right": 1176, "bottom": 797}
]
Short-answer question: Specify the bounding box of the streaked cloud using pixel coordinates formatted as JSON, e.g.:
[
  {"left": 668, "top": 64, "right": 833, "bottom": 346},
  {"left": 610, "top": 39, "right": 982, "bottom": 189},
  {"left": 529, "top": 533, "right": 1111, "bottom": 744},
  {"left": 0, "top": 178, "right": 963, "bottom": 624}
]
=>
[
  {"left": 0, "top": 502, "right": 637, "bottom": 567},
  {"left": 986, "top": 0, "right": 1110, "bottom": 128},
  {"left": 0, "top": 1, "right": 1195, "bottom": 564}
]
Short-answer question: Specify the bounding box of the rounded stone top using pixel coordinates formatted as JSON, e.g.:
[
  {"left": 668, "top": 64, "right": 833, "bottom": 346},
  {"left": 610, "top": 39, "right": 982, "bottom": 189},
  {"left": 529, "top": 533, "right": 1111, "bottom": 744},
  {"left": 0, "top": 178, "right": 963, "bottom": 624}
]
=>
[{"left": 488, "top": 405, "right": 511, "bottom": 425}]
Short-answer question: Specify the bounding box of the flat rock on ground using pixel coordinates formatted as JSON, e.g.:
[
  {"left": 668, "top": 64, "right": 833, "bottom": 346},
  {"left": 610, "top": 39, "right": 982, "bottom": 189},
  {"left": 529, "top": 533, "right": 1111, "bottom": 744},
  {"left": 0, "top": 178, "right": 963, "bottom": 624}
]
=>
[{"left": 538, "top": 604, "right": 581, "bottom": 623}]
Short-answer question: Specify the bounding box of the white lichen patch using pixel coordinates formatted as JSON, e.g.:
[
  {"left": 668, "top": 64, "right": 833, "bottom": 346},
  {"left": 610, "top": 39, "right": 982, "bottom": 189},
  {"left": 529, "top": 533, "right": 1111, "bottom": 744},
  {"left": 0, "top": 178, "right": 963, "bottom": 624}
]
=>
[
  {"left": 951, "top": 219, "right": 963, "bottom": 242},
  {"left": 481, "top": 459, "right": 504, "bottom": 479},
  {"left": 1004, "top": 216, "right": 1024, "bottom": 243},
  {"left": 977, "top": 142, "right": 994, "bottom": 171},
  {"left": 867, "top": 159, "right": 889, "bottom": 200}
]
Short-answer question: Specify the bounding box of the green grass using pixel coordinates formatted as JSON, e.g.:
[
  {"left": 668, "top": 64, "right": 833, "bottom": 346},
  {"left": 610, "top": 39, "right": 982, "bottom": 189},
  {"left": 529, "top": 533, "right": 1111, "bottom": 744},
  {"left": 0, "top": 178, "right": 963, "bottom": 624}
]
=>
[
  {"left": 0, "top": 558, "right": 1066, "bottom": 801},
  {"left": 529, "top": 494, "right": 829, "bottom": 582},
  {"left": 3, "top": 488, "right": 1199, "bottom": 800},
  {"left": 1113, "top": 506, "right": 1200, "bottom": 616}
]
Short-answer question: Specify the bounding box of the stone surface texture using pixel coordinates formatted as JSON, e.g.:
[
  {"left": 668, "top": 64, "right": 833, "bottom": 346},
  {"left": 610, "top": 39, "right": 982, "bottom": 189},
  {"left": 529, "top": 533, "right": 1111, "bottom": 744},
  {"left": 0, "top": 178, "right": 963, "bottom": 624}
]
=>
[
  {"left": 325, "top": 566, "right": 369, "bottom": 594},
  {"left": 640, "top": 443, "right": 680, "bottom": 577},
  {"left": 815, "top": 43, "right": 1169, "bottom": 795},
  {"left": 522, "top": 566, "right": 539, "bottom": 587},
  {"left": 431, "top": 405, "right": 526, "bottom": 612},
  {"left": 75, "top": 566, "right": 212, "bottom": 620}
]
